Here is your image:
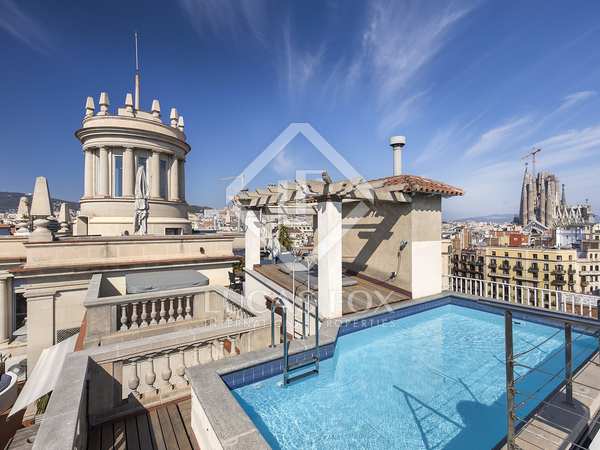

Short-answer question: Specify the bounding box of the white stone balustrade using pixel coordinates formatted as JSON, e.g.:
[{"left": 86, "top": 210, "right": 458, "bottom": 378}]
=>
[
  {"left": 444, "top": 274, "right": 599, "bottom": 319},
  {"left": 84, "top": 275, "right": 259, "bottom": 345},
  {"left": 118, "top": 294, "right": 194, "bottom": 331},
  {"left": 120, "top": 335, "right": 245, "bottom": 400}
]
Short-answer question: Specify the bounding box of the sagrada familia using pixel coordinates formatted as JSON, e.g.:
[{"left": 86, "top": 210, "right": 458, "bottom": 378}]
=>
[{"left": 519, "top": 167, "right": 592, "bottom": 228}]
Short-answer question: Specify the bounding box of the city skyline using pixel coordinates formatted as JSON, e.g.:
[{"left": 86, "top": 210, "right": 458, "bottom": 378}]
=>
[{"left": 2, "top": 1, "right": 600, "bottom": 219}]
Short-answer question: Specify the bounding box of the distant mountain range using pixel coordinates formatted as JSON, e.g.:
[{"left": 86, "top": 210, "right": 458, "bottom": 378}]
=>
[
  {"left": 0, "top": 192, "right": 211, "bottom": 214},
  {"left": 450, "top": 213, "right": 517, "bottom": 224}
]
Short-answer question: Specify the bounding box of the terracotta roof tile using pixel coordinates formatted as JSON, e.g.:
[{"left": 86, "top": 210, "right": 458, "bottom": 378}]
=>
[{"left": 370, "top": 174, "right": 464, "bottom": 197}]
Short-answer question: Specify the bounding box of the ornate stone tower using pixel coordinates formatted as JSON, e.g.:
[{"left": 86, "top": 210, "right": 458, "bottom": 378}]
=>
[{"left": 75, "top": 92, "right": 191, "bottom": 236}]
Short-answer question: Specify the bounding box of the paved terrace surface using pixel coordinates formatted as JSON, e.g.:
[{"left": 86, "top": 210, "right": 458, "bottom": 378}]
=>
[
  {"left": 511, "top": 353, "right": 600, "bottom": 450},
  {"left": 88, "top": 397, "right": 199, "bottom": 450},
  {"left": 254, "top": 263, "right": 410, "bottom": 315}
]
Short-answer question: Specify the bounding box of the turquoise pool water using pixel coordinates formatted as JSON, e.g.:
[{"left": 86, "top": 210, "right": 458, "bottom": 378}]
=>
[{"left": 233, "top": 304, "right": 598, "bottom": 449}]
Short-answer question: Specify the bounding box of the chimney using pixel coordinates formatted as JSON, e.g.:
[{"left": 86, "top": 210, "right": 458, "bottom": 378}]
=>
[{"left": 389, "top": 135, "right": 406, "bottom": 176}]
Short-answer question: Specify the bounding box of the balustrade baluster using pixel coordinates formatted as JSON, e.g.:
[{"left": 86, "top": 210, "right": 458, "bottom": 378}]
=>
[
  {"left": 130, "top": 302, "right": 139, "bottom": 329},
  {"left": 128, "top": 360, "right": 140, "bottom": 398},
  {"left": 168, "top": 297, "right": 176, "bottom": 323},
  {"left": 150, "top": 300, "right": 158, "bottom": 325},
  {"left": 140, "top": 302, "right": 148, "bottom": 327},
  {"left": 176, "top": 349, "right": 188, "bottom": 385},
  {"left": 159, "top": 299, "right": 167, "bottom": 324},
  {"left": 161, "top": 355, "right": 173, "bottom": 390},
  {"left": 185, "top": 295, "right": 192, "bottom": 320},
  {"left": 120, "top": 305, "right": 128, "bottom": 331},
  {"left": 145, "top": 357, "right": 158, "bottom": 394},
  {"left": 176, "top": 296, "right": 184, "bottom": 321}
]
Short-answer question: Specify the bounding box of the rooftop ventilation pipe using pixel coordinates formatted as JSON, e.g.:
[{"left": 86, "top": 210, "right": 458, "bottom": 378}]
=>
[{"left": 390, "top": 135, "right": 406, "bottom": 176}]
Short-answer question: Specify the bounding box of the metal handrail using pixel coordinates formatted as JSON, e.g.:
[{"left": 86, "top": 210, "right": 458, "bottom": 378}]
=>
[{"left": 304, "top": 291, "right": 320, "bottom": 371}]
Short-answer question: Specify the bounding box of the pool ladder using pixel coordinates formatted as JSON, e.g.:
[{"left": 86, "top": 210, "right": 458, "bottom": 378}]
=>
[{"left": 270, "top": 293, "right": 320, "bottom": 386}]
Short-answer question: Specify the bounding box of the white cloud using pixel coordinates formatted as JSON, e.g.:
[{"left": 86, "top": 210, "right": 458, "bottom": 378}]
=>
[
  {"left": 377, "top": 90, "right": 429, "bottom": 135},
  {"left": 282, "top": 21, "right": 325, "bottom": 100},
  {"left": 557, "top": 90, "right": 596, "bottom": 112},
  {"left": 177, "top": 0, "right": 267, "bottom": 44},
  {"left": 464, "top": 116, "right": 531, "bottom": 158},
  {"left": 356, "top": 0, "right": 475, "bottom": 102},
  {"left": 0, "top": 0, "right": 54, "bottom": 54},
  {"left": 414, "top": 124, "right": 459, "bottom": 166},
  {"left": 528, "top": 123, "right": 600, "bottom": 167}
]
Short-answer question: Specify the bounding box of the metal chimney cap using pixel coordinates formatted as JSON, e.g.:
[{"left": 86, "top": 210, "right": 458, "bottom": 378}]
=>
[{"left": 390, "top": 135, "right": 406, "bottom": 147}]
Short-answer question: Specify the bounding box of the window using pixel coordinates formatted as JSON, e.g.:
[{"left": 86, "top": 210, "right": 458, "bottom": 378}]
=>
[
  {"left": 113, "top": 154, "right": 123, "bottom": 197},
  {"left": 533, "top": 254, "right": 538, "bottom": 259},
  {"left": 557, "top": 255, "right": 562, "bottom": 261},
  {"left": 544, "top": 255, "right": 549, "bottom": 260},
  {"left": 160, "top": 159, "right": 168, "bottom": 199},
  {"left": 137, "top": 156, "right": 148, "bottom": 175}
]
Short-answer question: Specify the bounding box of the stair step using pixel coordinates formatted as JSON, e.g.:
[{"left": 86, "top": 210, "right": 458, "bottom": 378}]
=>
[
  {"left": 285, "top": 368, "right": 319, "bottom": 385},
  {"left": 287, "top": 356, "right": 318, "bottom": 373}
]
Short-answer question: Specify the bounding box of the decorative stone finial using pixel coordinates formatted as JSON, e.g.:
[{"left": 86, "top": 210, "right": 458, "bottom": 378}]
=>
[
  {"left": 57, "top": 203, "right": 71, "bottom": 235},
  {"left": 29, "top": 219, "right": 53, "bottom": 242},
  {"left": 30, "top": 176, "right": 53, "bottom": 218},
  {"left": 125, "top": 93, "right": 134, "bottom": 113},
  {"left": 151, "top": 99, "right": 161, "bottom": 118},
  {"left": 85, "top": 97, "right": 95, "bottom": 117},
  {"left": 98, "top": 92, "right": 110, "bottom": 116},
  {"left": 169, "top": 108, "right": 178, "bottom": 127},
  {"left": 16, "top": 196, "right": 30, "bottom": 219},
  {"left": 177, "top": 115, "right": 185, "bottom": 131}
]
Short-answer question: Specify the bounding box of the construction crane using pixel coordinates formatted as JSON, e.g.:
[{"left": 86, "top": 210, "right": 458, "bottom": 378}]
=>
[{"left": 521, "top": 148, "right": 541, "bottom": 175}]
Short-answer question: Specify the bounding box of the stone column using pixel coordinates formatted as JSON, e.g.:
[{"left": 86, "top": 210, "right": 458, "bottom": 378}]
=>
[
  {"left": 169, "top": 157, "right": 180, "bottom": 201},
  {"left": 244, "top": 209, "right": 261, "bottom": 271},
  {"left": 123, "top": 147, "right": 135, "bottom": 197},
  {"left": 150, "top": 151, "right": 161, "bottom": 198},
  {"left": 0, "top": 272, "right": 13, "bottom": 344},
  {"left": 98, "top": 146, "right": 109, "bottom": 197},
  {"left": 83, "top": 149, "right": 94, "bottom": 198},
  {"left": 179, "top": 159, "right": 186, "bottom": 201},
  {"left": 24, "top": 290, "right": 55, "bottom": 368},
  {"left": 317, "top": 200, "right": 343, "bottom": 318}
]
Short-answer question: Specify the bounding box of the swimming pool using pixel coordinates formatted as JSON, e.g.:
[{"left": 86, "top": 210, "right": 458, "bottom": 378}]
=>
[{"left": 231, "top": 302, "right": 597, "bottom": 449}]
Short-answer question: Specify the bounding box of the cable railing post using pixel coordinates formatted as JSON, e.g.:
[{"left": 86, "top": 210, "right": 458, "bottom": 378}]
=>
[
  {"left": 314, "top": 293, "right": 320, "bottom": 372},
  {"left": 302, "top": 295, "right": 307, "bottom": 339},
  {"left": 565, "top": 322, "right": 573, "bottom": 405},
  {"left": 505, "top": 310, "right": 516, "bottom": 450},
  {"left": 281, "top": 298, "right": 289, "bottom": 386},
  {"left": 270, "top": 298, "right": 276, "bottom": 348}
]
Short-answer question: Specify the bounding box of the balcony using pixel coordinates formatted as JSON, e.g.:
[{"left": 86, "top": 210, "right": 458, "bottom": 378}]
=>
[
  {"left": 552, "top": 267, "right": 565, "bottom": 276},
  {"left": 528, "top": 266, "right": 539, "bottom": 274}
]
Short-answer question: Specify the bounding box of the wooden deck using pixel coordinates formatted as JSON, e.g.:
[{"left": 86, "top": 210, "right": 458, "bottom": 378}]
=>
[
  {"left": 254, "top": 264, "right": 409, "bottom": 315},
  {"left": 88, "top": 398, "right": 198, "bottom": 450}
]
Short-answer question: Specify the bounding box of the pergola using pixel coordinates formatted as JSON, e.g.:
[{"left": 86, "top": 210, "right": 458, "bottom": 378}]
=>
[{"left": 234, "top": 173, "right": 463, "bottom": 318}]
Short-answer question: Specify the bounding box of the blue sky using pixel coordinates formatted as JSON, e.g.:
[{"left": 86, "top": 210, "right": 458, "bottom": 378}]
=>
[{"left": 1, "top": 0, "right": 600, "bottom": 219}]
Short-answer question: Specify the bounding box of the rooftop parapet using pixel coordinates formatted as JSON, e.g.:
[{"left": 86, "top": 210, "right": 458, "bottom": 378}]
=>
[{"left": 81, "top": 91, "right": 186, "bottom": 139}]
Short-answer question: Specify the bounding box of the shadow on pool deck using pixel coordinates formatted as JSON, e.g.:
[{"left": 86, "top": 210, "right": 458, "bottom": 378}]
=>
[{"left": 392, "top": 333, "right": 596, "bottom": 450}]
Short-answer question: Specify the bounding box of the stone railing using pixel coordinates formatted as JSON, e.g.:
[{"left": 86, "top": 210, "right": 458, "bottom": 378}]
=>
[
  {"left": 35, "top": 294, "right": 277, "bottom": 449},
  {"left": 84, "top": 274, "right": 255, "bottom": 344}
]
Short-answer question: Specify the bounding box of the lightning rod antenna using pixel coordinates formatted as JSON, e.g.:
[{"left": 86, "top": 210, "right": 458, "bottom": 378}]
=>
[{"left": 134, "top": 32, "right": 140, "bottom": 111}]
